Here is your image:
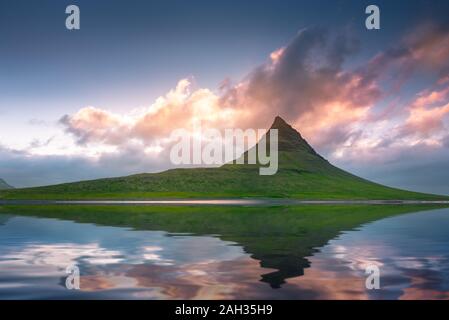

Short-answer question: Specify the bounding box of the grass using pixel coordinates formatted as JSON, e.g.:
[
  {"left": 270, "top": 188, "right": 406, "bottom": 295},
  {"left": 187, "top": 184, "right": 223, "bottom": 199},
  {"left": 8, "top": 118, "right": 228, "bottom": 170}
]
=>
[
  {"left": 1, "top": 117, "right": 447, "bottom": 201},
  {"left": 0, "top": 204, "right": 445, "bottom": 287},
  {"left": 0, "top": 162, "right": 446, "bottom": 200}
]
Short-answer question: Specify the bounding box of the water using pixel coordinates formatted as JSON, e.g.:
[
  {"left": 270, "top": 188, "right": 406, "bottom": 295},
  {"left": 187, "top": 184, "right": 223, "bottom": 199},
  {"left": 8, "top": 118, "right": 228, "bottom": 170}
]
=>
[{"left": 0, "top": 207, "right": 448, "bottom": 299}]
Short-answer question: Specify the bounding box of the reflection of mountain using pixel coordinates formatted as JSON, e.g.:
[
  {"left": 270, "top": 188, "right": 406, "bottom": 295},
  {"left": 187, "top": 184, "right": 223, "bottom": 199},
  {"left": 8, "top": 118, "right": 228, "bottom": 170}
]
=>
[
  {"left": 2, "top": 117, "right": 447, "bottom": 200},
  {"left": 1, "top": 204, "right": 441, "bottom": 288}
]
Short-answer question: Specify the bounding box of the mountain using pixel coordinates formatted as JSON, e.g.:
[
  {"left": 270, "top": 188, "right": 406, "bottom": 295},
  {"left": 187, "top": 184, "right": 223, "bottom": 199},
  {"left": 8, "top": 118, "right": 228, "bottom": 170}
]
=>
[
  {"left": 0, "top": 179, "right": 13, "bottom": 190},
  {"left": 0, "top": 116, "right": 446, "bottom": 200}
]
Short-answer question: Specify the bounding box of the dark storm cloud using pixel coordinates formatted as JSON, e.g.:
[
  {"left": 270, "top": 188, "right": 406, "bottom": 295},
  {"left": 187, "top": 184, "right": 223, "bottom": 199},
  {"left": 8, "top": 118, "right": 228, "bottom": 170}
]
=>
[
  {"left": 358, "top": 23, "right": 449, "bottom": 93},
  {"left": 246, "top": 27, "right": 360, "bottom": 118},
  {"left": 220, "top": 26, "right": 381, "bottom": 148}
]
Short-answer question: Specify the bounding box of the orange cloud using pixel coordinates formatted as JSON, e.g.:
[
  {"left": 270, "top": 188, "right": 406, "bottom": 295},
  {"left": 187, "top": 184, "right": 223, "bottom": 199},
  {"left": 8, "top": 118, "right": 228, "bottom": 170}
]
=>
[
  {"left": 413, "top": 87, "right": 449, "bottom": 109},
  {"left": 61, "top": 79, "right": 242, "bottom": 147},
  {"left": 59, "top": 25, "right": 449, "bottom": 166},
  {"left": 60, "top": 106, "right": 129, "bottom": 145}
]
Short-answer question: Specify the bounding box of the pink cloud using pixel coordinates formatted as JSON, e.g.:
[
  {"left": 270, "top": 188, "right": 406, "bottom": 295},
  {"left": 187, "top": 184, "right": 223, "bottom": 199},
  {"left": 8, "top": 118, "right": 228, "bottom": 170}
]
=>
[
  {"left": 61, "top": 79, "right": 243, "bottom": 148},
  {"left": 59, "top": 25, "right": 449, "bottom": 167},
  {"left": 401, "top": 93, "right": 449, "bottom": 139},
  {"left": 60, "top": 106, "right": 128, "bottom": 145},
  {"left": 219, "top": 27, "right": 381, "bottom": 148}
]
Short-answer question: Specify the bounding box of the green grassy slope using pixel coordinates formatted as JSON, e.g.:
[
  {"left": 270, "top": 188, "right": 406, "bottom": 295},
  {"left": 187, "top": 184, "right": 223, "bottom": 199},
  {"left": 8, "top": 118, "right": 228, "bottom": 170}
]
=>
[{"left": 1, "top": 117, "right": 447, "bottom": 200}]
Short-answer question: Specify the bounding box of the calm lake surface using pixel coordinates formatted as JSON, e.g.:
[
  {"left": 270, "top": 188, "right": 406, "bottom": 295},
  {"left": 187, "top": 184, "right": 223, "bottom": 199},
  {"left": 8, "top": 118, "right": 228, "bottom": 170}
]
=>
[{"left": 0, "top": 207, "right": 449, "bottom": 299}]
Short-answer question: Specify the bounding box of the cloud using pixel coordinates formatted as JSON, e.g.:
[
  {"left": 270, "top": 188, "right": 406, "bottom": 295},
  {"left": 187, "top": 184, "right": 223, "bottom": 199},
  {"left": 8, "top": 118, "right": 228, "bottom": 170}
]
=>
[
  {"left": 327, "top": 83, "right": 449, "bottom": 195},
  {"left": 59, "top": 25, "right": 449, "bottom": 155},
  {"left": 0, "top": 143, "right": 170, "bottom": 188},
  {"left": 60, "top": 79, "right": 240, "bottom": 148},
  {"left": 60, "top": 106, "right": 127, "bottom": 146},
  {"left": 399, "top": 97, "right": 449, "bottom": 140},
  {"left": 220, "top": 27, "right": 380, "bottom": 148},
  {"left": 59, "top": 27, "right": 383, "bottom": 152},
  {"left": 357, "top": 24, "right": 449, "bottom": 91},
  {"left": 4, "top": 25, "right": 449, "bottom": 192}
]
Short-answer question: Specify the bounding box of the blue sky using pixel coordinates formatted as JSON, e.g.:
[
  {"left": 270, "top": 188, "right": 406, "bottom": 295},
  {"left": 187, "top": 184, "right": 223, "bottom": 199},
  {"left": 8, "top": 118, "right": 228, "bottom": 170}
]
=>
[{"left": 3, "top": 0, "right": 446, "bottom": 116}]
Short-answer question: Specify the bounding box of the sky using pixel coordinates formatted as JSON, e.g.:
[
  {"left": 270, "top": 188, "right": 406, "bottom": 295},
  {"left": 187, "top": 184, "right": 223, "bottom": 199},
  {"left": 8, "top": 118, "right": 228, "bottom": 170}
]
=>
[{"left": 1, "top": 0, "right": 449, "bottom": 194}]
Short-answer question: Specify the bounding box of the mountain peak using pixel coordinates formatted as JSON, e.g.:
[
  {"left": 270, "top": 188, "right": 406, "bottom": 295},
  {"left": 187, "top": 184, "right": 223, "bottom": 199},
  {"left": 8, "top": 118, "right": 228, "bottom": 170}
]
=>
[
  {"left": 271, "top": 116, "right": 289, "bottom": 129},
  {"left": 267, "top": 116, "right": 323, "bottom": 159},
  {"left": 269, "top": 116, "right": 306, "bottom": 141}
]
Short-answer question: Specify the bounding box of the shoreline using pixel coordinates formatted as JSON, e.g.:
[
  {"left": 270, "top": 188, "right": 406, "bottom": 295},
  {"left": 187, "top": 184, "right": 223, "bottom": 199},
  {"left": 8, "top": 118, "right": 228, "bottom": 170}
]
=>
[{"left": 1, "top": 199, "right": 449, "bottom": 206}]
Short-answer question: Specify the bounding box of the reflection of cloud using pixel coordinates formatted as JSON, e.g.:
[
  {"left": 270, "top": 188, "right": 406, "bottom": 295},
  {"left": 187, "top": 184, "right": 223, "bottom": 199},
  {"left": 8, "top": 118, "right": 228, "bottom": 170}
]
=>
[
  {"left": 285, "top": 266, "right": 370, "bottom": 299},
  {"left": 142, "top": 246, "right": 174, "bottom": 265},
  {"left": 400, "top": 273, "right": 449, "bottom": 300},
  {"left": 2, "top": 209, "right": 449, "bottom": 299},
  {"left": 0, "top": 216, "right": 277, "bottom": 299},
  {"left": 126, "top": 257, "right": 273, "bottom": 299},
  {"left": 283, "top": 211, "right": 449, "bottom": 300},
  {"left": 80, "top": 274, "right": 138, "bottom": 292},
  {"left": 328, "top": 244, "right": 384, "bottom": 271},
  {"left": 65, "top": 243, "right": 449, "bottom": 299},
  {"left": 281, "top": 247, "right": 449, "bottom": 300},
  {"left": 2, "top": 243, "right": 124, "bottom": 266}
]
